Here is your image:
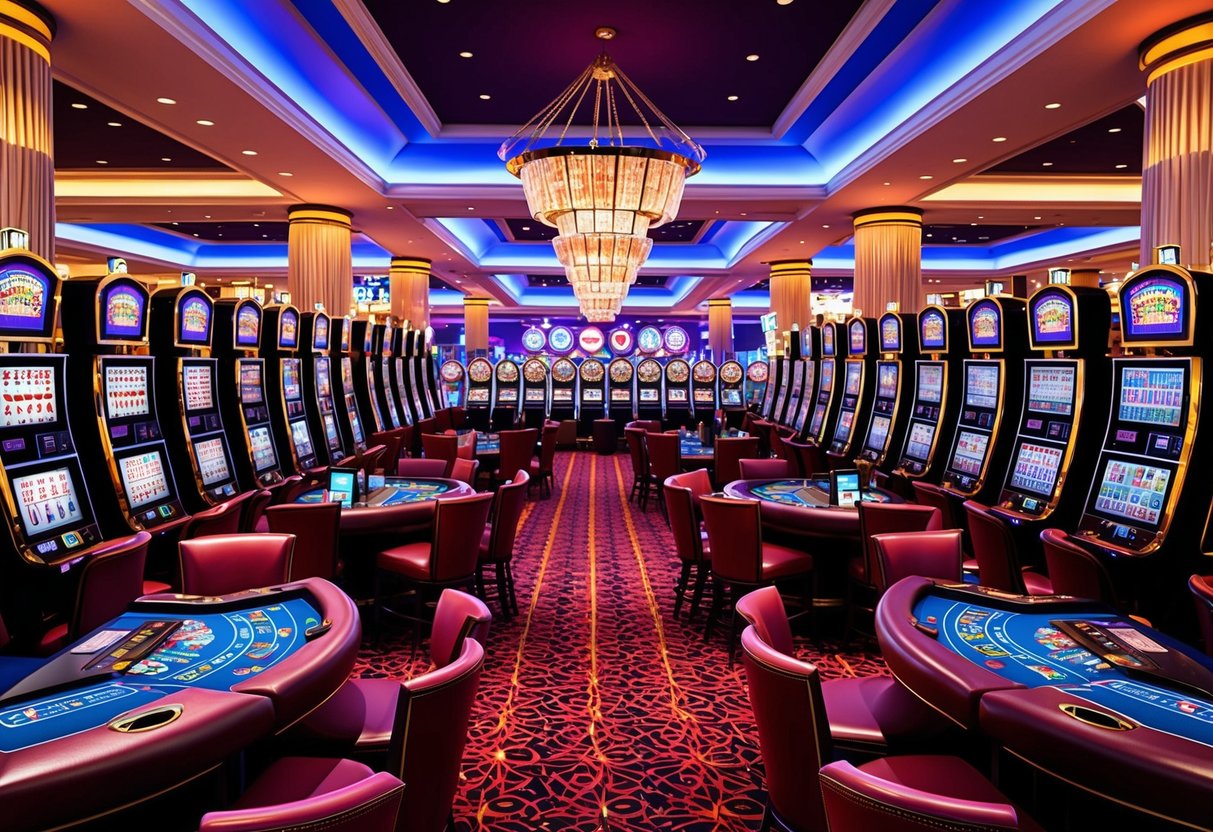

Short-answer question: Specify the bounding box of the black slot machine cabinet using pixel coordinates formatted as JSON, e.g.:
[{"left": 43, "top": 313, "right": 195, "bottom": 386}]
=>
[
  {"left": 423, "top": 331, "right": 444, "bottom": 417},
  {"left": 213, "top": 298, "right": 287, "bottom": 490},
  {"left": 893, "top": 305, "right": 967, "bottom": 483},
  {"left": 747, "top": 360, "right": 770, "bottom": 414},
  {"left": 465, "top": 356, "right": 494, "bottom": 430},
  {"left": 827, "top": 317, "right": 878, "bottom": 462},
  {"left": 939, "top": 295, "right": 1029, "bottom": 504},
  {"left": 150, "top": 287, "right": 242, "bottom": 509},
  {"left": 691, "top": 360, "right": 718, "bottom": 420},
  {"left": 789, "top": 326, "right": 821, "bottom": 437},
  {"left": 521, "top": 357, "right": 550, "bottom": 429},
  {"left": 549, "top": 357, "right": 579, "bottom": 423},
  {"left": 719, "top": 360, "right": 747, "bottom": 427},
  {"left": 372, "top": 319, "right": 404, "bottom": 430},
  {"left": 665, "top": 359, "right": 693, "bottom": 428},
  {"left": 856, "top": 312, "right": 919, "bottom": 473},
  {"left": 636, "top": 358, "right": 665, "bottom": 423},
  {"left": 299, "top": 310, "right": 350, "bottom": 465},
  {"left": 411, "top": 328, "right": 439, "bottom": 419},
  {"left": 1072, "top": 256, "right": 1213, "bottom": 628},
  {"left": 328, "top": 316, "right": 367, "bottom": 456},
  {"left": 492, "top": 359, "right": 521, "bottom": 430},
  {"left": 260, "top": 304, "right": 320, "bottom": 474},
  {"left": 386, "top": 326, "right": 416, "bottom": 427},
  {"left": 777, "top": 328, "right": 808, "bottom": 426},
  {"left": 805, "top": 322, "right": 844, "bottom": 446},
  {"left": 350, "top": 319, "right": 388, "bottom": 435},
  {"left": 61, "top": 271, "right": 189, "bottom": 538},
  {"left": 577, "top": 359, "right": 606, "bottom": 427},
  {"left": 994, "top": 285, "right": 1111, "bottom": 543},
  {"left": 768, "top": 354, "right": 792, "bottom": 423},
  {"left": 439, "top": 358, "right": 467, "bottom": 410},
  {"left": 608, "top": 357, "right": 635, "bottom": 432}
]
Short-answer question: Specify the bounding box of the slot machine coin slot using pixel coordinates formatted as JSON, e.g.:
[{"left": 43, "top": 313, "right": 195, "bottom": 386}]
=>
[
  {"left": 109, "top": 703, "right": 183, "bottom": 733},
  {"left": 1059, "top": 703, "right": 1134, "bottom": 731}
]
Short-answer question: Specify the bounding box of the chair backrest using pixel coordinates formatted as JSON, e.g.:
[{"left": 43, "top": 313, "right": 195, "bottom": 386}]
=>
[
  {"left": 200, "top": 770, "right": 405, "bottom": 832},
  {"left": 433, "top": 408, "right": 453, "bottom": 432},
  {"left": 741, "top": 625, "right": 832, "bottom": 832},
  {"left": 421, "top": 433, "right": 459, "bottom": 477},
  {"left": 451, "top": 457, "right": 480, "bottom": 487},
  {"left": 396, "top": 457, "right": 450, "bottom": 478},
  {"left": 784, "top": 439, "right": 825, "bottom": 478},
  {"left": 456, "top": 429, "right": 477, "bottom": 461},
  {"left": 735, "top": 586, "right": 794, "bottom": 655},
  {"left": 357, "top": 444, "right": 386, "bottom": 477},
  {"left": 430, "top": 588, "right": 492, "bottom": 668},
  {"left": 663, "top": 475, "right": 707, "bottom": 565},
  {"left": 272, "top": 475, "right": 305, "bottom": 505},
  {"left": 645, "top": 431, "right": 682, "bottom": 482},
  {"left": 264, "top": 502, "right": 342, "bottom": 582},
  {"left": 449, "top": 406, "right": 467, "bottom": 429},
  {"left": 71, "top": 531, "right": 152, "bottom": 640},
  {"left": 1189, "top": 575, "right": 1213, "bottom": 657},
  {"left": 368, "top": 429, "right": 403, "bottom": 473},
  {"left": 873, "top": 529, "right": 965, "bottom": 589},
  {"left": 963, "top": 501, "right": 1027, "bottom": 595},
  {"left": 714, "top": 436, "right": 760, "bottom": 487},
  {"left": 700, "top": 495, "right": 763, "bottom": 584},
  {"left": 738, "top": 458, "right": 792, "bottom": 479},
  {"left": 857, "top": 503, "right": 943, "bottom": 589},
  {"left": 415, "top": 417, "right": 439, "bottom": 439},
  {"left": 179, "top": 496, "right": 246, "bottom": 540},
  {"left": 497, "top": 428, "right": 538, "bottom": 482},
  {"left": 484, "top": 470, "right": 529, "bottom": 563},
  {"left": 387, "top": 638, "right": 485, "bottom": 832},
  {"left": 624, "top": 428, "right": 649, "bottom": 478},
  {"left": 537, "top": 422, "right": 559, "bottom": 471},
  {"left": 819, "top": 760, "right": 1030, "bottom": 832},
  {"left": 911, "top": 480, "right": 963, "bottom": 530},
  {"left": 180, "top": 534, "right": 295, "bottom": 596},
  {"left": 430, "top": 493, "right": 495, "bottom": 582},
  {"left": 240, "top": 490, "right": 273, "bottom": 533},
  {"left": 627, "top": 419, "right": 662, "bottom": 433},
  {"left": 398, "top": 424, "right": 417, "bottom": 460},
  {"left": 1040, "top": 528, "right": 1116, "bottom": 603}
]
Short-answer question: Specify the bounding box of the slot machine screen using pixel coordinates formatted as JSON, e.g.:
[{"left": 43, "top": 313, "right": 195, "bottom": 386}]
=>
[
  {"left": 313, "top": 316, "right": 330, "bottom": 350},
  {"left": 905, "top": 422, "right": 936, "bottom": 461},
  {"left": 499, "top": 388, "right": 518, "bottom": 402},
  {"left": 611, "top": 389, "right": 630, "bottom": 401},
  {"left": 951, "top": 430, "right": 989, "bottom": 476},
  {"left": 964, "top": 364, "right": 1000, "bottom": 409},
  {"left": 13, "top": 467, "right": 84, "bottom": 535},
  {"left": 341, "top": 357, "right": 355, "bottom": 396},
  {"left": 640, "top": 389, "right": 659, "bottom": 402},
  {"left": 880, "top": 317, "right": 901, "bottom": 351},
  {"left": 348, "top": 407, "right": 364, "bottom": 444},
  {"left": 239, "top": 362, "right": 264, "bottom": 405},
  {"left": 104, "top": 364, "right": 151, "bottom": 420},
  {"left": 279, "top": 309, "right": 299, "bottom": 348},
  {"left": 819, "top": 361, "right": 834, "bottom": 393},
  {"left": 178, "top": 295, "right": 211, "bottom": 345},
  {"left": 290, "top": 420, "right": 314, "bottom": 458},
  {"left": 917, "top": 364, "right": 943, "bottom": 404},
  {"left": 833, "top": 410, "right": 854, "bottom": 442},
  {"left": 877, "top": 365, "right": 898, "bottom": 399},
  {"left": 100, "top": 283, "right": 146, "bottom": 340},
  {"left": 235, "top": 304, "right": 260, "bottom": 347},
  {"left": 249, "top": 426, "right": 277, "bottom": 472},
  {"left": 526, "top": 389, "right": 546, "bottom": 402},
  {"left": 1008, "top": 442, "right": 1064, "bottom": 497},
  {"left": 468, "top": 388, "right": 490, "bottom": 403},
  {"left": 1118, "top": 366, "right": 1183, "bottom": 427},
  {"left": 117, "top": 450, "right": 172, "bottom": 509},
  {"left": 867, "top": 414, "right": 891, "bottom": 450},
  {"left": 668, "top": 388, "right": 687, "bottom": 403},
  {"left": 1092, "top": 458, "right": 1170, "bottom": 528},
  {"left": 323, "top": 413, "right": 339, "bottom": 447},
  {"left": 694, "top": 389, "right": 714, "bottom": 403},
  {"left": 316, "top": 359, "right": 332, "bottom": 399},
  {"left": 282, "top": 361, "right": 302, "bottom": 402},
  {"left": 182, "top": 364, "right": 214, "bottom": 412},
  {"left": 0, "top": 262, "right": 54, "bottom": 336},
  {"left": 193, "top": 437, "right": 231, "bottom": 486},
  {"left": 1031, "top": 293, "right": 1075, "bottom": 345},
  {"left": 969, "top": 301, "right": 1002, "bottom": 349},
  {"left": 0, "top": 364, "right": 57, "bottom": 428},
  {"left": 722, "top": 389, "right": 742, "bottom": 407},
  {"left": 920, "top": 309, "right": 946, "bottom": 350},
  {"left": 848, "top": 321, "right": 866, "bottom": 354},
  {"left": 1028, "top": 366, "right": 1076, "bottom": 416},
  {"left": 1123, "top": 277, "right": 1187, "bottom": 341},
  {"left": 844, "top": 363, "right": 862, "bottom": 396}
]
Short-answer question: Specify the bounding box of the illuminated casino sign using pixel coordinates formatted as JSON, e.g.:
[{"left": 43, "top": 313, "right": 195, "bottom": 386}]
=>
[
  {"left": 522, "top": 326, "right": 547, "bottom": 353},
  {"left": 548, "top": 325, "right": 574, "bottom": 353},
  {"left": 608, "top": 328, "right": 635, "bottom": 355},
  {"left": 578, "top": 326, "right": 606, "bottom": 354},
  {"left": 637, "top": 326, "right": 663, "bottom": 353},
  {"left": 663, "top": 326, "right": 690, "bottom": 353}
]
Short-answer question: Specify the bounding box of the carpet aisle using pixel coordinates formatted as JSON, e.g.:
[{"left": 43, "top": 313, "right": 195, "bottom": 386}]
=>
[{"left": 354, "top": 450, "right": 888, "bottom": 831}]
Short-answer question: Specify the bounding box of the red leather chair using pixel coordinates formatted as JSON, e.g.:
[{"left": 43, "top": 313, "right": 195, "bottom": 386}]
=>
[
  {"left": 1189, "top": 575, "right": 1213, "bottom": 657},
  {"left": 847, "top": 503, "right": 942, "bottom": 641},
  {"left": 819, "top": 759, "right": 1042, "bottom": 832},
  {"left": 478, "top": 471, "right": 529, "bottom": 618},
  {"left": 628, "top": 419, "right": 662, "bottom": 433},
  {"left": 873, "top": 529, "right": 965, "bottom": 589},
  {"left": 911, "top": 480, "right": 974, "bottom": 568},
  {"left": 241, "top": 489, "right": 273, "bottom": 533},
  {"left": 645, "top": 432, "right": 682, "bottom": 519},
  {"left": 433, "top": 407, "right": 454, "bottom": 433},
  {"left": 265, "top": 502, "right": 342, "bottom": 582},
  {"left": 784, "top": 438, "right": 826, "bottom": 478},
  {"left": 179, "top": 496, "right": 246, "bottom": 540},
  {"left": 0, "top": 612, "right": 42, "bottom": 692},
  {"left": 421, "top": 432, "right": 459, "bottom": 477},
  {"left": 38, "top": 531, "right": 153, "bottom": 655},
  {"left": 356, "top": 444, "right": 387, "bottom": 477},
  {"left": 455, "top": 429, "right": 477, "bottom": 460},
  {"left": 624, "top": 427, "right": 654, "bottom": 509},
  {"left": 449, "top": 406, "right": 467, "bottom": 430},
  {"left": 963, "top": 501, "right": 1052, "bottom": 595},
  {"left": 528, "top": 421, "right": 559, "bottom": 499},
  {"left": 699, "top": 495, "right": 813, "bottom": 663},
  {"left": 451, "top": 457, "right": 480, "bottom": 488},
  {"left": 397, "top": 457, "right": 450, "bottom": 478},
  {"left": 179, "top": 533, "right": 294, "bottom": 597},
  {"left": 494, "top": 428, "right": 538, "bottom": 486},
  {"left": 1040, "top": 528, "right": 1118, "bottom": 604},
  {"left": 415, "top": 416, "right": 439, "bottom": 439},
  {"left": 738, "top": 457, "right": 793, "bottom": 479},
  {"left": 199, "top": 760, "right": 404, "bottom": 832},
  {"left": 368, "top": 429, "right": 404, "bottom": 472},
  {"left": 663, "top": 470, "right": 713, "bottom": 620},
  {"left": 269, "top": 475, "right": 305, "bottom": 508},
  {"left": 713, "top": 435, "right": 760, "bottom": 488}
]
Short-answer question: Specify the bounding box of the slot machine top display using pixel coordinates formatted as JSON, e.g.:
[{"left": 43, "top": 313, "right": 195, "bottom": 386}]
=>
[{"left": 263, "top": 305, "right": 301, "bottom": 355}]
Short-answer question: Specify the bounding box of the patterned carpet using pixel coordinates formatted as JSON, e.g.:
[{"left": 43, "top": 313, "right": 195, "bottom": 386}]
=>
[{"left": 354, "top": 451, "right": 888, "bottom": 831}]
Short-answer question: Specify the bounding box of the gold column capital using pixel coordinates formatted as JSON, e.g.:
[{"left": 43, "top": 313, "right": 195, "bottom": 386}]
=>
[
  {"left": 388, "top": 256, "right": 432, "bottom": 275},
  {"left": 287, "top": 203, "right": 353, "bottom": 227},
  {"left": 769, "top": 259, "right": 813, "bottom": 279},
  {"left": 1141, "top": 13, "right": 1213, "bottom": 83},
  {"left": 707, "top": 298, "right": 732, "bottom": 308},
  {"left": 852, "top": 206, "right": 924, "bottom": 229},
  {"left": 0, "top": 0, "right": 53, "bottom": 61},
  {"left": 463, "top": 297, "right": 491, "bottom": 308}
]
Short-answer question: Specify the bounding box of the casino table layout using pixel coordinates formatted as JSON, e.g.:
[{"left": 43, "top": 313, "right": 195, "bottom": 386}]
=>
[
  {"left": 0, "top": 578, "right": 358, "bottom": 831},
  {"left": 878, "top": 577, "right": 1213, "bottom": 828},
  {"left": 456, "top": 429, "right": 500, "bottom": 457},
  {"left": 723, "top": 477, "right": 896, "bottom": 508},
  {"left": 297, "top": 477, "right": 474, "bottom": 535}
]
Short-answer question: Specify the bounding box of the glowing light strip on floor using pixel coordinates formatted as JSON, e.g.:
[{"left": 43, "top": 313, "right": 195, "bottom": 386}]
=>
[{"left": 586, "top": 454, "right": 611, "bottom": 823}]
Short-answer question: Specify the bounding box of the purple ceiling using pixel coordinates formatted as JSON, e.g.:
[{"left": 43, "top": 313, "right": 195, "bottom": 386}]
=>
[
  {"left": 923, "top": 224, "right": 1045, "bottom": 245},
  {"left": 152, "top": 221, "right": 289, "bottom": 241},
  {"left": 528, "top": 273, "right": 668, "bottom": 288},
  {"left": 503, "top": 218, "right": 705, "bottom": 243},
  {"left": 369, "top": 0, "right": 863, "bottom": 128},
  {"left": 987, "top": 105, "right": 1143, "bottom": 174},
  {"left": 53, "top": 81, "right": 229, "bottom": 170}
]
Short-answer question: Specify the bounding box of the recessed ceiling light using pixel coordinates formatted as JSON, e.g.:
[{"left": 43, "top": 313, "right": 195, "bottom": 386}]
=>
[
  {"left": 1044, "top": 102, "right": 1061, "bottom": 109},
  {"left": 992, "top": 136, "right": 1007, "bottom": 142},
  {"left": 204, "top": 214, "right": 211, "bottom": 219},
  {"left": 466, "top": 206, "right": 474, "bottom": 210},
  {"left": 522, "top": 226, "right": 531, "bottom": 231},
  {"left": 1042, "top": 161, "right": 1053, "bottom": 166},
  {"left": 479, "top": 94, "right": 491, "bottom": 100},
  {"left": 799, "top": 240, "right": 805, "bottom": 244},
  {"left": 71, "top": 103, "right": 88, "bottom": 110},
  {"left": 278, "top": 171, "right": 292, "bottom": 176},
  {"left": 1033, "top": 216, "right": 1042, "bottom": 220},
  {"left": 193, "top": 233, "right": 199, "bottom": 237},
  {"left": 459, "top": 51, "right": 473, "bottom": 58},
  {"left": 1108, "top": 127, "right": 1122, "bottom": 133},
  {"left": 96, "top": 160, "right": 108, "bottom": 165},
  {"left": 822, "top": 224, "right": 830, "bottom": 228},
  {"left": 156, "top": 97, "right": 176, "bottom": 105},
  {"left": 171, "top": 221, "right": 178, "bottom": 225},
  {"left": 107, "top": 121, "right": 122, "bottom": 127},
  {"left": 196, "top": 119, "right": 214, "bottom": 126},
  {"left": 919, "top": 174, "right": 933, "bottom": 180},
  {"left": 977, "top": 216, "right": 984, "bottom": 219},
  {"left": 727, "top": 95, "right": 739, "bottom": 101},
  {"left": 746, "top": 54, "right": 760, "bottom": 62},
  {"left": 970, "top": 222, "right": 977, "bottom": 226},
  {"left": 241, "top": 150, "right": 258, "bottom": 156},
  {"left": 740, "top": 212, "right": 747, "bottom": 216},
  {"left": 386, "top": 205, "right": 394, "bottom": 210},
  {"left": 777, "top": 0, "right": 794, "bottom": 5},
  {"left": 882, "top": 181, "right": 891, "bottom": 186},
  {"left": 161, "top": 157, "right": 172, "bottom": 162},
  {"left": 1115, "top": 163, "right": 1128, "bottom": 169},
  {"left": 952, "top": 158, "right": 967, "bottom": 163},
  {"left": 262, "top": 234, "right": 268, "bottom": 238}
]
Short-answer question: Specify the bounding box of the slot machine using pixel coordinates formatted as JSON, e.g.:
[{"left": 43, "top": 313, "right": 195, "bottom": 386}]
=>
[
  {"left": 768, "top": 356, "right": 791, "bottom": 423},
  {"left": 549, "top": 357, "right": 579, "bottom": 423},
  {"left": 62, "top": 271, "right": 189, "bottom": 536},
  {"left": 748, "top": 360, "right": 770, "bottom": 413},
  {"left": 1073, "top": 255, "right": 1213, "bottom": 626},
  {"left": 492, "top": 359, "right": 521, "bottom": 430},
  {"left": 328, "top": 316, "right": 367, "bottom": 456},
  {"left": 608, "top": 358, "right": 635, "bottom": 431},
  {"left": 993, "top": 285, "right": 1110, "bottom": 540},
  {"left": 150, "top": 287, "right": 243, "bottom": 508},
  {"left": 371, "top": 319, "right": 403, "bottom": 430},
  {"left": 805, "top": 322, "right": 843, "bottom": 445},
  {"left": 718, "top": 360, "right": 747, "bottom": 427},
  {"left": 260, "top": 305, "right": 319, "bottom": 474},
  {"left": 664, "top": 358, "right": 693, "bottom": 428},
  {"left": 405, "top": 329, "right": 431, "bottom": 421},
  {"left": 387, "top": 326, "right": 416, "bottom": 426},
  {"left": 577, "top": 359, "right": 606, "bottom": 426},
  {"left": 465, "top": 357, "right": 494, "bottom": 430},
  {"left": 439, "top": 359, "right": 467, "bottom": 409},
  {"left": 856, "top": 312, "right": 919, "bottom": 471},
  {"left": 212, "top": 298, "right": 287, "bottom": 489},
  {"left": 635, "top": 358, "right": 664, "bottom": 423},
  {"left": 892, "top": 306, "right": 966, "bottom": 483},
  {"left": 349, "top": 319, "right": 388, "bottom": 435},
  {"left": 691, "top": 360, "right": 718, "bottom": 419},
  {"left": 827, "top": 317, "right": 878, "bottom": 461},
  {"left": 521, "top": 357, "right": 550, "bottom": 428},
  {"left": 300, "top": 310, "right": 351, "bottom": 465},
  {"left": 415, "top": 328, "right": 442, "bottom": 418},
  {"left": 939, "top": 295, "right": 1028, "bottom": 504},
  {"left": 789, "top": 327, "right": 821, "bottom": 437}
]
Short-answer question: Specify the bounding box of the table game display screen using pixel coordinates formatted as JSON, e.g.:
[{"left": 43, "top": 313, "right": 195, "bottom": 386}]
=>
[
  {"left": 736, "top": 479, "right": 886, "bottom": 507},
  {"left": 299, "top": 477, "right": 457, "bottom": 506}
]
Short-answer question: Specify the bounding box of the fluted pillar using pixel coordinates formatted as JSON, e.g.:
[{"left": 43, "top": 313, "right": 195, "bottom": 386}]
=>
[
  {"left": 1139, "top": 15, "right": 1213, "bottom": 271},
  {"left": 287, "top": 204, "right": 353, "bottom": 315},
  {"left": 464, "top": 297, "right": 489, "bottom": 356},
  {"left": 852, "top": 207, "right": 923, "bottom": 314},
  {"left": 389, "top": 256, "right": 430, "bottom": 330},
  {"left": 707, "top": 298, "right": 733, "bottom": 360},
  {"left": 0, "top": 1, "right": 54, "bottom": 260},
  {"left": 769, "top": 260, "right": 812, "bottom": 355}
]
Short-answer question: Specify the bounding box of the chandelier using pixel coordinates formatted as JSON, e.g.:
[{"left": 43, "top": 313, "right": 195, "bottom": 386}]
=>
[{"left": 500, "top": 27, "right": 704, "bottom": 322}]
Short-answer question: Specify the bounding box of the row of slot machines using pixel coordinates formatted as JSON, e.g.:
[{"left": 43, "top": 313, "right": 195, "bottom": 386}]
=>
[
  {"left": 0, "top": 246, "right": 442, "bottom": 581},
  {"left": 759, "top": 257, "right": 1213, "bottom": 626}
]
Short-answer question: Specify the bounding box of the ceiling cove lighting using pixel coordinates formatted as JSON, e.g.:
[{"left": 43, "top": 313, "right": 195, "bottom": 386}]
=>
[{"left": 500, "top": 26, "right": 703, "bottom": 322}]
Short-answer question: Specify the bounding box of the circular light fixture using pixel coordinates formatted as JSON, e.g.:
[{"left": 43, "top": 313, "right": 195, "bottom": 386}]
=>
[
  {"left": 156, "top": 97, "right": 176, "bottom": 105},
  {"left": 992, "top": 136, "right": 1007, "bottom": 142},
  {"left": 107, "top": 121, "right": 122, "bottom": 127},
  {"left": 466, "top": 206, "right": 474, "bottom": 210},
  {"left": 479, "top": 94, "right": 491, "bottom": 100},
  {"left": 1044, "top": 102, "right": 1061, "bottom": 109},
  {"left": 727, "top": 95, "right": 739, "bottom": 101},
  {"left": 777, "top": 0, "right": 794, "bottom": 5},
  {"left": 746, "top": 54, "right": 759, "bottom": 62},
  {"left": 96, "top": 160, "right": 108, "bottom": 165},
  {"left": 1033, "top": 215, "right": 1042, "bottom": 220},
  {"left": 952, "top": 158, "right": 967, "bottom": 163},
  {"left": 1108, "top": 127, "right": 1122, "bottom": 133},
  {"left": 459, "top": 51, "right": 473, "bottom": 58},
  {"left": 241, "top": 150, "right": 257, "bottom": 156},
  {"left": 1115, "top": 163, "right": 1128, "bottom": 169},
  {"left": 278, "top": 171, "right": 293, "bottom": 176},
  {"left": 70, "top": 103, "right": 87, "bottom": 110},
  {"left": 882, "top": 181, "right": 891, "bottom": 185},
  {"left": 196, "top": 119, "right": 214, "bottom": 126},
  {"left": 919, "top": 174, "right": 933, "bottom": 180},
  {"left": 821, "top": 224, "right": 830, "bottom": 228},
  {"left": 1042, "top": 161, "right": 1053, "bottom": 166}
]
